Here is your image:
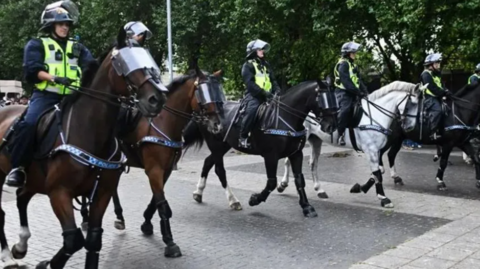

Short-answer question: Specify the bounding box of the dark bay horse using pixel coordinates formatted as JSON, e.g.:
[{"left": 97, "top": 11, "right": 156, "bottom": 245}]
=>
[
  {"left": 0, "top": 27, "right": 166, "bottom": 269},
  {"left": 184, "top": 81, "right": 338, "bottom": 217},
  {"left": 378, "top": 83, "right": 480, "bottom": 191},
  {"left": 79, "top": 69, "right": 226, "bottom": 258}
]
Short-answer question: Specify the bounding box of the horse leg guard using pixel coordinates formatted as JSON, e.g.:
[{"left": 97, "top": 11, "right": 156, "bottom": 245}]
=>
[
  {"left": 294, "top": 174, "right": 317, "bottom": 218},
  {"left": 249, "top": 178, "right": 276, "bottom": 206},
  {"left": 84, "top": 228, "right": 103, "bottom": 269},
  {"left": 361, "top": 178, "right": 375, "bottom": 193},
  {"left": 157, "top": 200, "right": 182, "bottom": 258},
  {"left": 49, "top": 228, "right": 84, "bottom": 269}
]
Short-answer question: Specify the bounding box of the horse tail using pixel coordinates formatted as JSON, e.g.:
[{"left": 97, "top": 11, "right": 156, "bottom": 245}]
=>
[{"left": 183, "top": 120, "right": 204, "bottom": 153}]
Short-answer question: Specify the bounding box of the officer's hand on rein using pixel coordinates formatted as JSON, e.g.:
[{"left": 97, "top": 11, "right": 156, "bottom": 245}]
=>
[{"left": 53, "top": 76, "right": 75, "bottom": 86}]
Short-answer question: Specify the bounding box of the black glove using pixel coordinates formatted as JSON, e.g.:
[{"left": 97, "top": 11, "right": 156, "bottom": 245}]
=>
[
  {"left": 358, "top": 91, "right": 367, "bottom": 98},
  {"left": 53, "top": 76, "right": 74, "bottom": 86},
  {"left": 444, "top": 90, "right": 452, "bottom": 97},
  {"left": 265, "top": 91, "right": 274, "bottom": 99}
]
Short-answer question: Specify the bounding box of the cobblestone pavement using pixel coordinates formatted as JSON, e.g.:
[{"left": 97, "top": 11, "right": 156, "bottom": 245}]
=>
[{"left": 0, "top": 144, "right": 479, "bottom": 269}]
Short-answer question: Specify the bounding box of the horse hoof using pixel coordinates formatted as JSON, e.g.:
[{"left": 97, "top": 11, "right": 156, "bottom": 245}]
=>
[
  {"left": 303, "top": 205, "right": 318, "bottom": 218},
  {"left": 350, "top": 183, "right": 361, "bottom": 193},
  {"left": 11, "top": 243, "right": 27, "bottom": 259},
  {"left": 35, "top": 260, "right": 50, "bottom": 269},
  {"left": 81, "top": 222, "right": 89, "bottom": 231},
  {"left": 393, "top": 176, "right": 404, "bottom": 186},
  {"left": 437, "top": 183, "right": 447, "bottom": 191},
  {"left": 433, "top": 155, "right": 439, "bottom": 162},
  {"left": 114, "top": 219, "right": 126, "bottom": 230},
  {"left": 164, "top": 244, "right": 182, "bottom": 258},
  {"left": 141, "top": 222, "right": 154, "bottom": 236},
  {"left": 193, "top": 193, "right": 203, "bottom": 203},
  {"left": 3, "top": 258, "right": 19, "bottom": 269},
  {"left": 277, "top": 182, "right": 288, "bottom": 193},
  {"left": 248, "top": 193, "right": 262, "bottom": 207},
  {"left": 317, "top": 192, "right": 329, "bottom": 199},
  {"left": 381, "top": 198, "right": 394, "bottom": 208},
  {"left": 230, "top": 202, "right": 243, "bottom": 211}
]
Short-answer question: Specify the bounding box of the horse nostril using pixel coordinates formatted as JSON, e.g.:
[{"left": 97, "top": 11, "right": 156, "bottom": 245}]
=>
[{"left": 148, "top": 95, "right": 159, "bottom": 106}]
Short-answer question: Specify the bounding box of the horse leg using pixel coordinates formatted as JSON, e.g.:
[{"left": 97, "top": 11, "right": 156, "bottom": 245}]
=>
[
  {"left": 139, "top": 196, "right": 156, "bottom": 236},
  {"left": 278, "top": 158, "right": 290, "bottom": 193},
  {"left": 37, "top": 190, "right": 84, "bottom": 269},
  {"left": 463, "top": 152, "right": 473, "bottom": 165},
  {"left": 435, "top": 145, "right": 453, "bottom": 191},
  {"left": 192, "top": 154, "right": 215, "bottom": 203},
  {"left": 290, "top": 150, "right": 317, "bottom": 218},
  {"left": 459, "top": 144, "right": 480, "bottom": 188},
  {"left": 11, "top": 187, "right": 34, "bottom": 260},
  {"left": 212, "top": 146, "right": 241, "bottom": 210},
  {"left": 308, "top": 135, "right": 327, "bottom": 199},
  {"left": 387, "top": 139, "right": 404, "bottom": 186},
  {"left": 112, "top": 190, "right": 125, "bottom": 230},
  {"left": 0, "top": 173, "right": 19, "bottom": 268},
  {"left": 433, "top": 145, "right": 441, "bottom": 162},
  {"left": 147, "top": 165, "right": 182, "bottom": 258},
  {"left": 249, "top": 154, "right": 278, "bottom": 207},
  {"left": 84, "top": 173, "right": 119, "bottom": 269},
  {"left": 80, "top": 196, "right": 89, "bottom": 231},
  {"left": 351, "top": 148, "right": 393, "bottom": 208}
]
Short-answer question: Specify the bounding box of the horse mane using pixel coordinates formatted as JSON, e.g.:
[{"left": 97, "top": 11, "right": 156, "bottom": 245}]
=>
[
  {"left": 454, "top": 83, "right": 480, "bottom": 98},
  {"left": 281, "top": 80, "right": 318, "bottom": 97},
  {"left": 368, "top": 81, "right": 416, "bottom": 101},
  {"left": 166, "top": 71, "right": 196, "bottom": 95},
  {"left": 61, "top": 45, "right": 114, "bottom": 109}
]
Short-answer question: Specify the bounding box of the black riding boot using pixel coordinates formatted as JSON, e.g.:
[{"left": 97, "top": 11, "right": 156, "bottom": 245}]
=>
[{"left": 5, "top": 167, "right": 26, "bottom": 187}]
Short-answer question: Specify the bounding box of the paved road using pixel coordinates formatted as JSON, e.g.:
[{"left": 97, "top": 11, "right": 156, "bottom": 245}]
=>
[{"left": 1, "top": 145, "right": 479, "bottom": 269}]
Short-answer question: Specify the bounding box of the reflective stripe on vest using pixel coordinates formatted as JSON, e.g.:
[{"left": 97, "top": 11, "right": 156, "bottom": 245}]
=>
[
  {"left": 422, "top": 70, "right": 443, "bottom": 96},
  {"left": 249, "top": 60, "right": 272, "bottom": 92},
  {"left": 35, "top": 38, "right": 81, "bottom": 95},
  {"left": 468, "top": 74, "right": 480, "bottom": 84},
  {"left": 334, "top": 58, "right": 359, "bottom": 90}
]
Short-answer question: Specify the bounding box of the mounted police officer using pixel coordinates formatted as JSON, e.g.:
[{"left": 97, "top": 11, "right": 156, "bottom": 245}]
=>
[
  {"left": 6, "top": 0, "right": 94, "bottom": 187},
  {"left": 239, "top": 39, "right": 281, "bottom": 148},
  {"left": 420, "top": 53, "right": 452, "bottom": 140},
  {"left": 468, "top": 63, "right": 480, "bottom": 85},
  {"left": 334, "top": 41, "right": 368, "bottom": 145},
  {"left": 124, "top": 21, "right": 152, "bottom": 46}
]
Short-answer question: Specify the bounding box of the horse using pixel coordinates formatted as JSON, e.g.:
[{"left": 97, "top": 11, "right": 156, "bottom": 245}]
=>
[
  {"left": 0, "top": 27, "right": 167, "bottom": 269},
  {"left": 279, "top": 81, "right": 423, "bottom": 208},
  {"left": 183, "top": 80, "right": 338, "bottom": 217},
  {"left": 376, "top": 82, "right": 480, "bottom": 191},
  {"left": 78, "top": 69, "right": 226, "bottom": 258}
]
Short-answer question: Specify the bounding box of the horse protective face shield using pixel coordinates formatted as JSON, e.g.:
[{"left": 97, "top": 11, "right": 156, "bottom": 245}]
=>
[
  {"left": 111, "top": 45, "right": 168, "bottom": 93},
  {"left": 195, "top": 76, "right": 227, "bottom": 114}
]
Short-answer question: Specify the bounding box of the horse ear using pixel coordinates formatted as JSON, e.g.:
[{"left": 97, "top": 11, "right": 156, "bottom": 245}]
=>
[
  {"left": 194, "top": 63, "right": 206, "bottom": 80},
  {"left": 213, "top": 70, "right": 223, "bottom": 77},
  {"left": 117, "top": 25, "right": 127, "bottom": 48}
]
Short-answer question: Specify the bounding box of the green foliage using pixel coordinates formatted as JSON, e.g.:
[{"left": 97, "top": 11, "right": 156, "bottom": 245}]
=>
[{"left": 1, "top": 0, "right": 479, "bottom": 95}]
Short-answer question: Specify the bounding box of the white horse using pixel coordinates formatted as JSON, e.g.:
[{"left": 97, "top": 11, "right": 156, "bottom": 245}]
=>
[{"left": 280, "top": 81, "right": 424, "bottom": 208}]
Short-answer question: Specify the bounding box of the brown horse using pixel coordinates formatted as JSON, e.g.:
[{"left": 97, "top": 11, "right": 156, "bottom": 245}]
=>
[
  {"left": 79, "top": 68, "right": 226, "bottom": 257},
  {"left": 0, "top": 27, "right": 166, "bottom": 269}
]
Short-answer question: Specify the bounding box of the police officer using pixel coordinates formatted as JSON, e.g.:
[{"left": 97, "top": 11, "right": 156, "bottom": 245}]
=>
[
  {"left": 468, "top": 63, "right": 480, "bottom": 85},
  {"left": 334, "top": 41, "right": 368, "bottom": 145},
  {"left": 239, "top": 39, "right": 281, "bottom": 148},
  {"left": 420, "top": 53, "right": 451, "bottom": 140},
  {"left": 124, "top": 21, "right": 152, "bottom": 46},
  {"left": 6, "top": 0, "right": 94, "bottom": 187}
]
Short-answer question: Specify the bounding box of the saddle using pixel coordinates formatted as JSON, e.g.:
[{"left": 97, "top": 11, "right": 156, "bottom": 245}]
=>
[
  {"left": 234, "top": 97, "right": 279, "bottom": 131},
  {"left": 4, "top": 105, "right": 61, "bottom": 160}
]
